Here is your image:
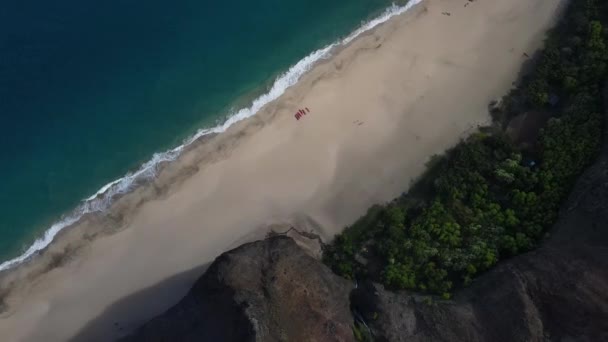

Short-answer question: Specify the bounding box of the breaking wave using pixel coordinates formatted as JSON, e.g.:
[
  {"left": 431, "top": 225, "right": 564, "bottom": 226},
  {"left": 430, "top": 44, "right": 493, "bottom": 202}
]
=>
[{"left": 0, "top": 0, "right": 423, "bottom": 272}]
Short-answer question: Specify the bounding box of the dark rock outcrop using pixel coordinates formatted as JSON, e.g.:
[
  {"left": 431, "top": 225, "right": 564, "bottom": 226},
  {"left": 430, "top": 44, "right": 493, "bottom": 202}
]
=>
[
  {"left": 122, "top": 236, "right": 354, "bottom": 342},
  {"left": 352, "top": 126, "right": 608, "bottom": 342},
  {"left": 125, "top": 132, "right": 608, "bottom": 342}
]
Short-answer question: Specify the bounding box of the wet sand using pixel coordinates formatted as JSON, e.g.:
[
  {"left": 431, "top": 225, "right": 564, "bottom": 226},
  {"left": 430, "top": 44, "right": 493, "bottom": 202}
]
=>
[{"left": 0, "top": 0, "right": 565, "bottom": 340}]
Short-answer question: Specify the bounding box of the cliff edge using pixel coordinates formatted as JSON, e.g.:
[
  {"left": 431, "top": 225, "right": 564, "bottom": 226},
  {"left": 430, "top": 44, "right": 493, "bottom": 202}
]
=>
[
  {"left": 121, "top": 236, "right": 354, "bottom": 342},
  {"left": 124, "top": 145, "right": 608, "bottom": 341},
  {"left": 351, "top": 112, "right": 608, "bottom": 341}
]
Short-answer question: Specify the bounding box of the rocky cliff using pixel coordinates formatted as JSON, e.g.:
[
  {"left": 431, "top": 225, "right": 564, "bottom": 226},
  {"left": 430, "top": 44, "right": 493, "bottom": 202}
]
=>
[
  {"left": 125, "top": 145, "right": 608, "bottom": 342},
  {"left": 121, "top": 236, "right": 354, "bottom": 342}
]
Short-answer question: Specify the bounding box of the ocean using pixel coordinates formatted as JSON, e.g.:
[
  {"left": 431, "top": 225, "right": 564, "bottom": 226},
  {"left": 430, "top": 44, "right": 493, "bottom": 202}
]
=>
[{"left": 0, "top": 0, "right": 418, "bottom": 269}]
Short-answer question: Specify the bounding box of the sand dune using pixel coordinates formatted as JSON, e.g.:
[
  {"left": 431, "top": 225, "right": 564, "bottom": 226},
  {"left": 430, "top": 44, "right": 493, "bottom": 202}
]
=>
[{"left": 0, "top": 0, "right": 565, "bottom": 340}]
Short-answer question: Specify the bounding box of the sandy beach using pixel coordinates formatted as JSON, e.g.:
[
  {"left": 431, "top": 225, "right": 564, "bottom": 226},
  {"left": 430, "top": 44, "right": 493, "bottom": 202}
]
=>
[{"left": 0, "top": 0, "right": 565, "bottom": 340}]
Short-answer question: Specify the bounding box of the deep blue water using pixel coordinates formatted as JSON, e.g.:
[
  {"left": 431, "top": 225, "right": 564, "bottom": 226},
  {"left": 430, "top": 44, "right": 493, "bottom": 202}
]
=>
[{"left": 0, "top": 0, "right": 397, "bottom": 260}]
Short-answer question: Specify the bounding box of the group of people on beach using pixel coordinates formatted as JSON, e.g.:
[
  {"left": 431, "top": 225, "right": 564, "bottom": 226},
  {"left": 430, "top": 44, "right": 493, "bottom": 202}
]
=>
[{"left": 294, "top": 107, "right": 311, "bottom": 120}]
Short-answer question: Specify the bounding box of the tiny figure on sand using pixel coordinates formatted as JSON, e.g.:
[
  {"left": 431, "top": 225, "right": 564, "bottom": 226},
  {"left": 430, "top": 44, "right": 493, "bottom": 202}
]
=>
[{"left": 294, "top": 107, "right": 311, "bottom": 120}]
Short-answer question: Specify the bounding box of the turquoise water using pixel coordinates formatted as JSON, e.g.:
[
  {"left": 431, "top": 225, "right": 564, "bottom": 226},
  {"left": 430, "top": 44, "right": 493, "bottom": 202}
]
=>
[{"left": 0, "top": 0, "right": 402, "bottom": 263}]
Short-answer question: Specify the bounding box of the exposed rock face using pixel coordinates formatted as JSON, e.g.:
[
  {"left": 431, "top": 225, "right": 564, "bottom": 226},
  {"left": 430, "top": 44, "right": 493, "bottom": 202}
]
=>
[
  {"left": 126, "top": 137, "right": 608, "bottom": 342},
  {"left": 355, "top": 243, "right": 608, "bottom": 342},
  {"left": 353, "top": 129, "right": 608, "bottom": 342},
  {"left": 122, "top": 236, "right": 354, "bottom": 342}
]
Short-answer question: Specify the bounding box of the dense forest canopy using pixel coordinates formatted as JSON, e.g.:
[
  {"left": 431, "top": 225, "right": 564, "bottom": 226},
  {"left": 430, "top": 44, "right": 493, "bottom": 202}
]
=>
[{"left": 323, "top": 0, "right": 608, "bottom": 298}]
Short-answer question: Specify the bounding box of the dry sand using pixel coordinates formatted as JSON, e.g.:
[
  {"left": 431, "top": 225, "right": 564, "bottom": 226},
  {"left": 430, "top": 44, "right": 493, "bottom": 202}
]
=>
[{"left": 0, "top": 0, "right": 566, "bottom": 340}]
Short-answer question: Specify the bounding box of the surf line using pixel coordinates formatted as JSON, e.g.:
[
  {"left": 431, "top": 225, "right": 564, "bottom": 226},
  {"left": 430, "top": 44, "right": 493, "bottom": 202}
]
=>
[{"left": 0, "top": 0, "right": 425, "bottom": 272}]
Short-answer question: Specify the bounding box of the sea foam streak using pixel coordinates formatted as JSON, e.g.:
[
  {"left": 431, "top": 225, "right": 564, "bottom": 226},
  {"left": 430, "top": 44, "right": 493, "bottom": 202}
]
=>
[{"left": 0, "top": 0, "right": 423, "bottom": 272}]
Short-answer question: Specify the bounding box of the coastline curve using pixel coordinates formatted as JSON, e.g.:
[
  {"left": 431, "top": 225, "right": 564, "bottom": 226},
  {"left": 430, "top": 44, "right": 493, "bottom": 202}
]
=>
[{"left": 0, "top": 0, "right": 424, "bottom": 272}]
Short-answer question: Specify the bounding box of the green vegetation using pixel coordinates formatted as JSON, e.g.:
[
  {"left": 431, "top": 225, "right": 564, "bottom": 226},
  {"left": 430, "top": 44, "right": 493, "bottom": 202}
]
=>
[
  {"left": 324, "top": 0, "right": 607, "bottom": 297},
  {"left": 353, "top": 321, "right": 373, "bottom": 342}
]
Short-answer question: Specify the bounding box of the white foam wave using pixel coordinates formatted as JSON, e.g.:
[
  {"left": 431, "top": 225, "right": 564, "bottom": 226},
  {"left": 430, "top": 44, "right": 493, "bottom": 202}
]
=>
[{"left": 0, "top": 0, "right": 423, "bottom": 272}]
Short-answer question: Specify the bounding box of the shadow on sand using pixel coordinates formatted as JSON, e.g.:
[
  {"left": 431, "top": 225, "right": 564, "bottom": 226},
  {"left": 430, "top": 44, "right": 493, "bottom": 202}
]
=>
[{"left": 70, "top": 263, "right": 209, "bottom": 342}]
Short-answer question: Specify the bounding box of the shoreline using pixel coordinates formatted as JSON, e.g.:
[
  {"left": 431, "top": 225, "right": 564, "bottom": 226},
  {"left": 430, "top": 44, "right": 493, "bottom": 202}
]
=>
[
  {"left": 0, "top": 1, "right": 423, "bottom": 273},
  {"left": 0, "top": 0, "right": 566, "bottom": 340}
]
